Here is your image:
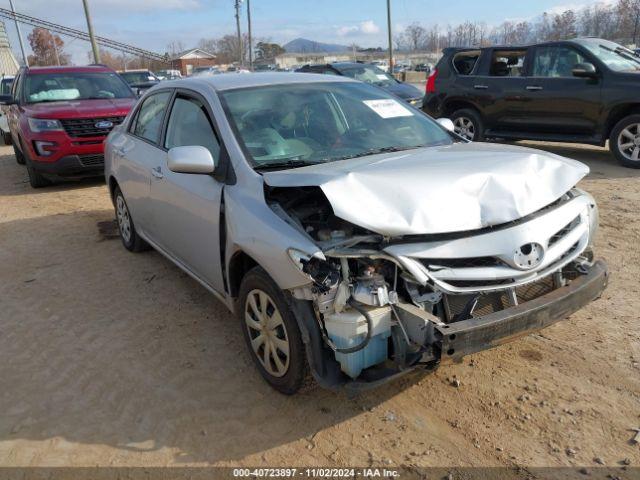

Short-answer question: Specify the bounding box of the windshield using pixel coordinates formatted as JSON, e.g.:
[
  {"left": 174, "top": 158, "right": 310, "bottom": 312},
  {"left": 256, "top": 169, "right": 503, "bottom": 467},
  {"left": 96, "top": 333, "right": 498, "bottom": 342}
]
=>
[
  {"left": 120, "top": 71, "right": 158, "bottom": 84},
  {"left": 582, "top": 41, "right": 640, "bottom": 72},
  {"left": 337, "top": 64, "right": 396, "bottom": 86},
  {"left": 24, "top": 72, "right": 134, "bottom": 103},
  {"left": 220, "top": 81, "right": 452, "bottom": 170}
]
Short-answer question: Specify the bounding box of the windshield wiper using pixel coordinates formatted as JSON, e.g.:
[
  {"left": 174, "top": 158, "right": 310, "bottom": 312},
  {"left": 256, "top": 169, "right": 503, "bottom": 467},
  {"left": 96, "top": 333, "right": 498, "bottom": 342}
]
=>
[
  {"left": 331, "top": 145, "right": 424, "bottom": 161},
  {"left": 254, "top": 159, "right": 322, "bottom": 171}
]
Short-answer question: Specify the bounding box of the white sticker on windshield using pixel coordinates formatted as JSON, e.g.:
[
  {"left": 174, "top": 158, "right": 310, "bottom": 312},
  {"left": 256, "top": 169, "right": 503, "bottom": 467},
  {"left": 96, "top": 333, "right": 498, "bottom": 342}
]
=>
[
  {"left": 363, "top": 99, "right": 413, "bottom": 118},
  {"left": 376, "top": 74, "right": 388, "bottom": 80}
]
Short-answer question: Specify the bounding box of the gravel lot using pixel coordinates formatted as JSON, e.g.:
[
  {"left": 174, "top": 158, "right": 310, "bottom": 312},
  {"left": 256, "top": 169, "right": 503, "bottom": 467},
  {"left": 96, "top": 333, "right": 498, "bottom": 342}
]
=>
[{"left": 0, "top": 141, "right": 638, "bottom": 471}]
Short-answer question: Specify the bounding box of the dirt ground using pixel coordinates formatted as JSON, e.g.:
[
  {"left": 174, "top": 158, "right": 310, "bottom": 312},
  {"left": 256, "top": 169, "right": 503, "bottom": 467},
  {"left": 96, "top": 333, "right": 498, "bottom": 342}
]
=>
[{"left": 0, "top": 141, "right": 639, "bottom": 472}]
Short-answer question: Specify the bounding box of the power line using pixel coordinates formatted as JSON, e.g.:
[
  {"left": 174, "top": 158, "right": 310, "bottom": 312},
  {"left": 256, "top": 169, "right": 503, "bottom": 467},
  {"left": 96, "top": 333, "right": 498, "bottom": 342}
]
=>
[{"left": 0, "top": 7, "right": 169, "bottom": 63}]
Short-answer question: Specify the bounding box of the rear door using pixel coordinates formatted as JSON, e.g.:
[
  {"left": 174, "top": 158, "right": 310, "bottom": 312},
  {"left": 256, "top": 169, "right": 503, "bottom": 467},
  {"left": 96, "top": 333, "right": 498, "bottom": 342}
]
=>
[
  {"left": 118, "top": 90, "right": 173, "bottom": 236},
  {"left": 521, "top": 44, "right": 602, "bottom": 135},
  {"left": 474, "top": 48, "right": 530, "bottom": 131},
  {"left": 147, "top": 89, "right": 226, "bottom": 292}
]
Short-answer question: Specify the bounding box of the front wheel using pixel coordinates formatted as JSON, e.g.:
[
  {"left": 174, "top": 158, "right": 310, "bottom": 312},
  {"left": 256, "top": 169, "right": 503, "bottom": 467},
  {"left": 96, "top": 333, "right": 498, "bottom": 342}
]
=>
[
  {"left": 238, "top": 267, "right": 310, "bottom": 395},
  {"left": 450, "top": 108, "right": 484, "bottom": 141},
  {"left": 610, "top": 114, "right": 640, "bottom": 169},
  {"left": 12, "top": 141, "right": 25, "bottom": 165},
  {"left": 2, "top": 130, "right": 12, "bottom": 146}
]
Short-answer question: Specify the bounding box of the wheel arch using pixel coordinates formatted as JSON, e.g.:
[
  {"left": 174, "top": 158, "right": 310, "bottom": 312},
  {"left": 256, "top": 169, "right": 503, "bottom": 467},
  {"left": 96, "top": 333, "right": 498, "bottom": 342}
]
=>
[
  {"left": 442, "top": 99, "right": 483, "bottom": 118},
  {"left": 108, "top": 175, "right": 119, "bottom": 204},
  {"left": 604, "top": 103, "right": 640, "bottom": 141},
  {"left": 227, "top": 250, "right": 260, "bottom": 299}
]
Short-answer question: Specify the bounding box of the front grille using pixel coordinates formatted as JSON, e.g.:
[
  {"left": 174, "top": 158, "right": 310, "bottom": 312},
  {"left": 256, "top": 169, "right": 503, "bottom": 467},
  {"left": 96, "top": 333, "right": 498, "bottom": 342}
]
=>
[
  {"left": 78, "top": 154, "right": 104, "bottom": 167},
  {"left": 444, "top": 275, "right": 556, "bottom": 321},
  {"left": 548, "top": 216, "right": 580, "bottom": 248},
  {"left": 60, "top": 116, "right": 125, "bottom": 138},
  {"left": 419, "top": 256, "right": 502, "bottom": 269}
]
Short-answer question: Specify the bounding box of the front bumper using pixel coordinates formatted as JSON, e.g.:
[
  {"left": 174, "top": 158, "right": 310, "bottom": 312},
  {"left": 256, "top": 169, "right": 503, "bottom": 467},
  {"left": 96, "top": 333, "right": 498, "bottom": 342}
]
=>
[
  {"left": 437, "top": 259, "right": 608, "bottom": 363},
  {"left": 30, "top": 154, "right": 105, "bottom": 179}
]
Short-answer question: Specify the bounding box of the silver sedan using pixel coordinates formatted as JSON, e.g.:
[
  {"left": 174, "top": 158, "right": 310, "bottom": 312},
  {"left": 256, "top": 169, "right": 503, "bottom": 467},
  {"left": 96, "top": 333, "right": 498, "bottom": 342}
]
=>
[{"left": 105, "top": 73, "right": 607, "bottom": 394}]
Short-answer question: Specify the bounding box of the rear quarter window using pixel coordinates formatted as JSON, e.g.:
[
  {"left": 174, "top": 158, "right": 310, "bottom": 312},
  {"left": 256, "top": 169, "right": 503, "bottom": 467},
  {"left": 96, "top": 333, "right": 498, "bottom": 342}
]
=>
[{"left": 452, "top": 51, "right": 481, "bottom": 75}]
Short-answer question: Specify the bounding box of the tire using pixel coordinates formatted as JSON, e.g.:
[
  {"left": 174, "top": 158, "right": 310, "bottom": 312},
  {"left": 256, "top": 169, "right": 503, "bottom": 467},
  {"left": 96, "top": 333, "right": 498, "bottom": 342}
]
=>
[
  {"left": 26, "top": 163, "right": 51, "bottom": 188},
  {"left": 12, "top": 141, "right": 24, "bottom": 165},
  {"left": 238, "top": 267, "right": 310, "bottom": 395},
  {"left": 19, "top": 139, "right": 51, "bottom": 188},
  {"left": 610, "top": 114, "right": 640, "bottom": 169},
  {"left": 450, "top": 108, "right": 484, "bottom": 141},
  {"left": 113, "top": 186, "right": 149, "bottom": 252},
  {"left": 2, "top": 130, "right": 12, "bottom": 146}
]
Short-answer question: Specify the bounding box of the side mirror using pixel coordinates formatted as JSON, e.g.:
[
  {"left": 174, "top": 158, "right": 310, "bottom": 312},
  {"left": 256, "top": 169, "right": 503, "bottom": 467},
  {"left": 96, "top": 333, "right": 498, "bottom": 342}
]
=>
[
  {"left": 572, "top": 62, "right": 597, "bottom": 78},
  {"left": 168, "top": 145, "right": 216, "bottom": 174},
  {"left": 436, "top": 117, "right": 455, "bottom": 133},
  {"left": 0, "top": 94, "right": 15, "bottom": 105}
]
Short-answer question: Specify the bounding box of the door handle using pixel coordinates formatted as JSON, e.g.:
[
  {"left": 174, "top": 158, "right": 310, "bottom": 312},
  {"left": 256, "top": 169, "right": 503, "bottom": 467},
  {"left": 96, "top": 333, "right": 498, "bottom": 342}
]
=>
[
  {"left": 474, "top": 85, "right": 488, "bottom": 89},
  {"left": 151, "top": 166, "right": 164, "bottom": 179},
  {"left": 526, "top": 86, "right": 543, "bottom": 91}
]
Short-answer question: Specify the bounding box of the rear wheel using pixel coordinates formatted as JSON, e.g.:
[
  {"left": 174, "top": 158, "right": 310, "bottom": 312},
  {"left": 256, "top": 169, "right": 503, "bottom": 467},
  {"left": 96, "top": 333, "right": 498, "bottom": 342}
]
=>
[
  {"left": 238, "top": 267, "right": 309, "bottom": 395},
  {"left": 451, "top": 108, "right": 484, "bottom": 141},
  {"left": 113, "top": 186, "right": 149, "bottom": 252},
  {"left": 2, "top": 130, "right": 12, "bottom": 146},
  {"left": 610, "top": 114, "right": 640, "bottom": 168}
]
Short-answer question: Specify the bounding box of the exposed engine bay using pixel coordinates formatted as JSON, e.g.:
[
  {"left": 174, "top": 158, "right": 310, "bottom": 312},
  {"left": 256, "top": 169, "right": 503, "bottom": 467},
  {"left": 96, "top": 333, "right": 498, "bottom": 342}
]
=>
[{"left": 266, "top": 184, "right": 603, "bottom": 385}]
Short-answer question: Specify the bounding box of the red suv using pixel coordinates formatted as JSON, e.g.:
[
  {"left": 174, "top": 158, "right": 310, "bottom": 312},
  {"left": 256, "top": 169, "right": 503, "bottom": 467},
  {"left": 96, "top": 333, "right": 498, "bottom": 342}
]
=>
[{"left": 0, "top": 65, "right": 136, "bottom": 188}]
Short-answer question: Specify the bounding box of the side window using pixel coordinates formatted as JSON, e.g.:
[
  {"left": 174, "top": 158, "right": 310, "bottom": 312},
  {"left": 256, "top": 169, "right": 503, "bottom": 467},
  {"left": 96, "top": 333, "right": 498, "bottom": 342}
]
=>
[
  {"left": 164, "top": 95, "right": 220, "bottom": 161},
  {"left": 490, "top": 50, "right": 527, "bottom": 77},
  {"left": 532, "top": 46, "right": 587, "bottom": 78},
  {"left": 452, "top": 51, "right": 480, "bottom": 75},
  {"left": 132, "top": 91, "right": 171, "bottom": 144},
  {"left": 321, "top": 68, "right": 339, "bottom": 75}
]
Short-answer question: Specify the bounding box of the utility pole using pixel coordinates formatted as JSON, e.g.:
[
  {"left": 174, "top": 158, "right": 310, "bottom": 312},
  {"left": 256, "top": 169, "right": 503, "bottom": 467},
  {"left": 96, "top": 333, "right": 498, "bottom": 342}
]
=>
[
  {"left": 386, "top": 0, "right": 393, "bottom": 72},
  {"left": 246, "top": 0, "right": 252, "bottom": 70},
  {"left": 234, "top": 0, "right": 243, "bottom": 66},
  {"left": 82, "top": 0, "right": 100, "bottom": 63},
  {"left": 8, "top": 0, "right": 27, "bottom": 66},
  {"left": 634, "top": 8, "right": 640, "bottom": 47}
]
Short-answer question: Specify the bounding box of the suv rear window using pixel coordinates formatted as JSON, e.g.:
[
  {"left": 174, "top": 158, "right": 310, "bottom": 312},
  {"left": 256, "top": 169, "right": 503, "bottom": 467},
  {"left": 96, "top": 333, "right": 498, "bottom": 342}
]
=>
[{"left": 452, "top": 51, "right": 480, "bottom": 75}]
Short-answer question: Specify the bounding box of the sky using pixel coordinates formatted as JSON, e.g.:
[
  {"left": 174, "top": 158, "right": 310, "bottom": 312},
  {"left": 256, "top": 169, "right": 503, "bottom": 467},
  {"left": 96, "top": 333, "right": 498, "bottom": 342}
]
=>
[{"left": 4, "top": 0, "right": 611, "bottom": 64}]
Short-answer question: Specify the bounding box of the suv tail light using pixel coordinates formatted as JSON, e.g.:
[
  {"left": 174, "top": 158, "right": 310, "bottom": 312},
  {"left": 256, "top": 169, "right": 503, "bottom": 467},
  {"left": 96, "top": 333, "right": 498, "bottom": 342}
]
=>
[{"left": 426, "top": 68, "right": 438, "bottom": 94}]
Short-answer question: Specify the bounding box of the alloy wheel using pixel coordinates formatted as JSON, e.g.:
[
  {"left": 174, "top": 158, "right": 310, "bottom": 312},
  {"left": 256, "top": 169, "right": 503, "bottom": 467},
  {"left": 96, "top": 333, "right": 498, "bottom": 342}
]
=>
[
  {"left": 617, "top": 123, "right": 640, "bottom": 162},
  {"left": 244, "top": 289, "right": 290, "bottom": 378},
  {"left": 453, "top": 117, "right": 475, "bottom": 140},
  {"left": 116, "top": 195, "right": 132, "bottom": 244}
]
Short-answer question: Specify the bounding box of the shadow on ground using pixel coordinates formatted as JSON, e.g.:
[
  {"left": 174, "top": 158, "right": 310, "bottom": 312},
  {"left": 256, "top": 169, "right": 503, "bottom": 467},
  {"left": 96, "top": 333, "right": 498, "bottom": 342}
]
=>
[{"left": 0, "top": 209, "right": 421, "bottom": 464}]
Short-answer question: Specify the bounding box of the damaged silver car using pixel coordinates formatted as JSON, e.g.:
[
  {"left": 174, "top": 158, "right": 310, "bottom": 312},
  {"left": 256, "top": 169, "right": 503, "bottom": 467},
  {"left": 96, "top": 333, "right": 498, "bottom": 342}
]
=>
[{"left": 105, "top": 73, "right": 608, "bottom": 394}]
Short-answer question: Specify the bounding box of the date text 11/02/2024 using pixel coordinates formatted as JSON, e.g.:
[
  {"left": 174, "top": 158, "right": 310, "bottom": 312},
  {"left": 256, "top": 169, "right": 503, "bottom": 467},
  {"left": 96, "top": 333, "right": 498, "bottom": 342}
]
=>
[{"left": 232, "top": 468, "right": 400, "bottom": 478}]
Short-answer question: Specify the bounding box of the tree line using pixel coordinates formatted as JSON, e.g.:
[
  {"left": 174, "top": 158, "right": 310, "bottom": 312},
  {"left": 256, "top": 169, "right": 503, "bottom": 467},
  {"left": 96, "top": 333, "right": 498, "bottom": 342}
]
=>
[{"left": 394, "top": 0, "right": 640, "bottom": 51}]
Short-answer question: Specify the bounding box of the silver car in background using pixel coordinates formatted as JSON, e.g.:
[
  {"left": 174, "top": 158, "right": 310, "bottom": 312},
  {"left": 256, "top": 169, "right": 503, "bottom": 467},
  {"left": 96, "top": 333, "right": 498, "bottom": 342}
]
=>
[{"left": 105, "top": 73, "right": 608, "bottom": 394}]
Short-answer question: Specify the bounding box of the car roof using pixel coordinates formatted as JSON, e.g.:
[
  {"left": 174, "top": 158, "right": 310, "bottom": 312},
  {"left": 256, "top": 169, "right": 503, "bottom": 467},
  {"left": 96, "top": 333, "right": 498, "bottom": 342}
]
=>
[
  {"left": 443, "top": 37, "right": 615, "bottom": 54},
  {"left": 161, "top": 72, "right": 357, "bottom": 91},
  {"left": 24, "top": 65, "right": 115, "bottom": 75}
]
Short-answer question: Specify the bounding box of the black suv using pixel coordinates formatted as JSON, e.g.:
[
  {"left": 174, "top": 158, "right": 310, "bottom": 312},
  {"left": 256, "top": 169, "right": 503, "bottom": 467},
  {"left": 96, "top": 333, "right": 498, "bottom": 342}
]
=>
[
  {"left": 424, "top": 38, "right": 640, "bottom": 168},
  {"left": 296, "top": 62, "right": 424, "bottom": 107}
]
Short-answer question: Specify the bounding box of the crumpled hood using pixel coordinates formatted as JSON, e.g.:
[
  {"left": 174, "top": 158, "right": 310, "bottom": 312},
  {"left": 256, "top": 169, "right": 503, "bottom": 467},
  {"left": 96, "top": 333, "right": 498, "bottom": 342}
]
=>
[{"left": 262, "top": 142, "right": 589, "bottom": 236}]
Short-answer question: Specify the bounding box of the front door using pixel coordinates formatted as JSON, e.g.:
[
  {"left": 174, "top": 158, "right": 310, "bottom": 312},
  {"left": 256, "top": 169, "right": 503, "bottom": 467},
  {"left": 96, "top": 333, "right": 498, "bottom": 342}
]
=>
[
  {"left": 521, "top": 44, "right": 602, "bottom": 135},
  {"left": 148, "top": 92, "right": 225, "bottom": 292}
]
